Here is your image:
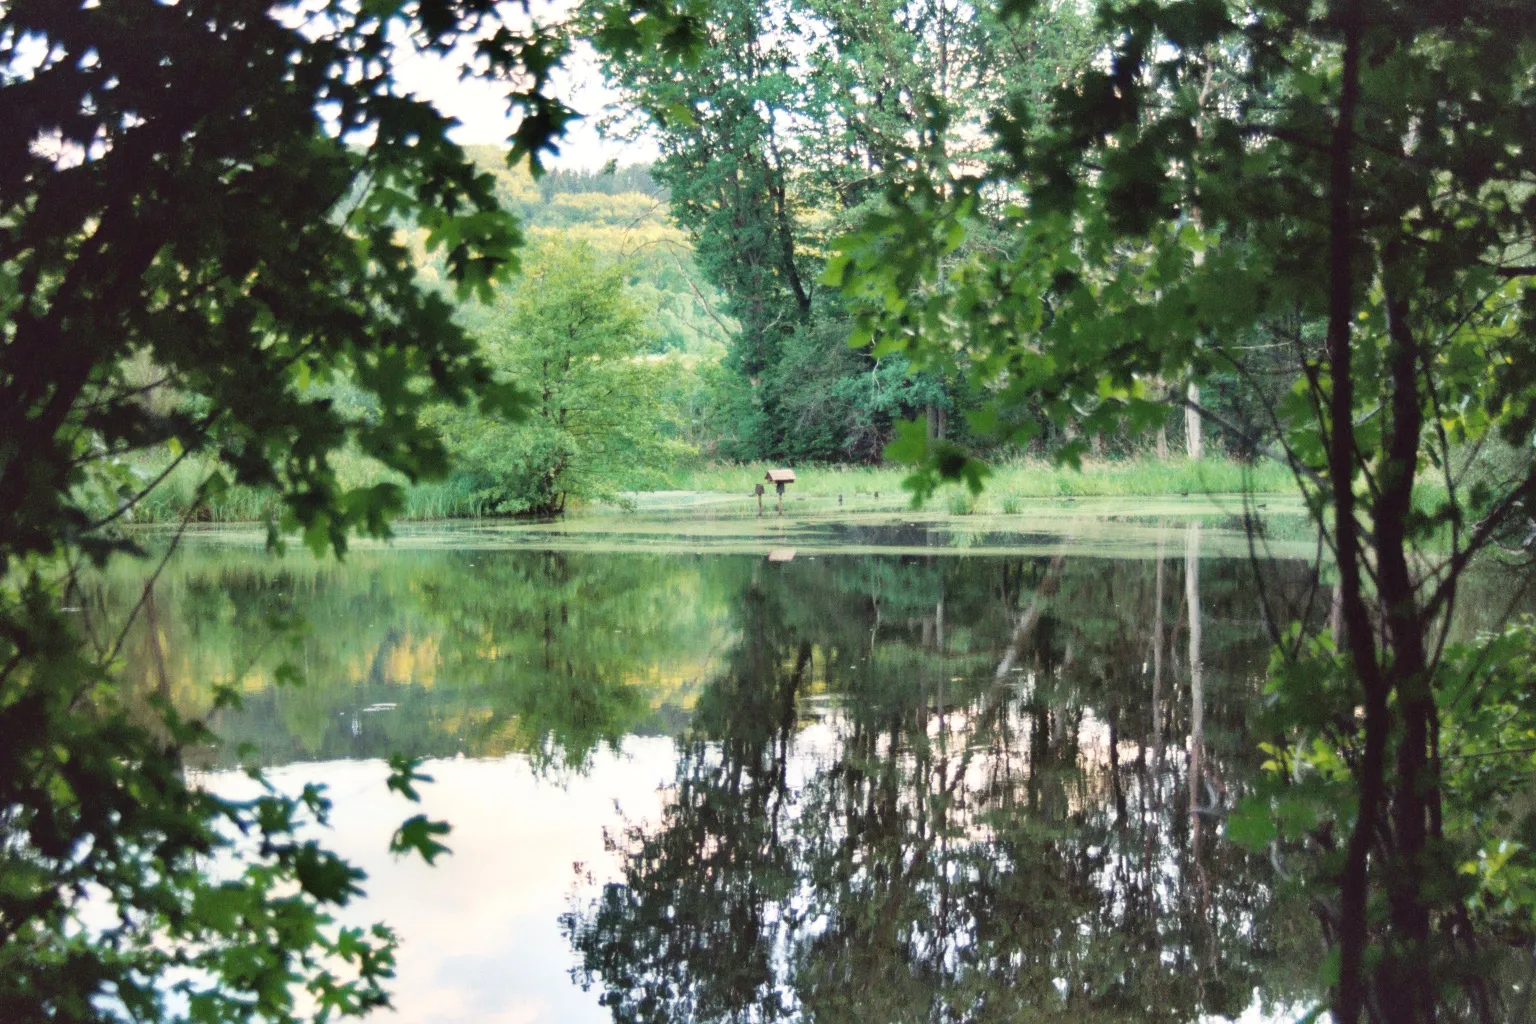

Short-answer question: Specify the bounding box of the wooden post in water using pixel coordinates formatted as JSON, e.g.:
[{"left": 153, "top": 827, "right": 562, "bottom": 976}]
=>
[{"left": 755, "top": 483, "right": 765, "bottom": 517}]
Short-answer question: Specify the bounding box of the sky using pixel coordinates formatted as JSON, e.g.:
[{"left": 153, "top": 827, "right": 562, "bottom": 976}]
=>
[{"left": 386, "top": 18, "right": 658, "bottom": 171}]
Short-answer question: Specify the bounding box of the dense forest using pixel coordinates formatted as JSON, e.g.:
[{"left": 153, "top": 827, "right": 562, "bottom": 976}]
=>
[
  {"left": 344, "top": 135, "right": 1261, "bottom": 517},
  {"left": 157, "top": 139, "right": 1268, "bottom": 521},
  {"left": 415, "top": 149, "right": 1031, "bottom": 509}
]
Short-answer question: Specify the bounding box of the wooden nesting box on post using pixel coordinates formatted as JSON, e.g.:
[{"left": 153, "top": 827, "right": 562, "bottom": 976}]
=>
[{"left": 765, "top": 468, "right": 795, "bottom": 514}]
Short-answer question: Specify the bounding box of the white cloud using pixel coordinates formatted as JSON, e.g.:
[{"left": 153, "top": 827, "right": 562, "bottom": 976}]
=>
[{"left": 207, "top": 741, "right": 675, "bottom": 1024}]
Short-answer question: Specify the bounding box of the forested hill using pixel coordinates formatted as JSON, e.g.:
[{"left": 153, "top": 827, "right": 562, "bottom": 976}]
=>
[
  {"left": 462, "top": 146, "right": 669, "bottom": 229},
  {"left": 456, "top": 146, "right": 730, "bottom": 358}
]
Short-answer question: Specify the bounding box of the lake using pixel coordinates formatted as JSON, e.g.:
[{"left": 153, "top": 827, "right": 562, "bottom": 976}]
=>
[{"left": 113, "top": 501, "right": 1443, "bottom": 1023}]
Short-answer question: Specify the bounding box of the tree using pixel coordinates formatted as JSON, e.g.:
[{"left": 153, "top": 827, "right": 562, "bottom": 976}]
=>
[
  {"left": 442, "top": 240, "right": 682, "bottom": 515},
  {"left": 589, "top": 0, "right": 1094, "bottom": 461},
  {"left": 827, "top": 0, "right": 1536, "bottom": 1018},
  {"left": 103, "top": 545, "right": 725, "bottom": 771},
  {"left": 590, "top": 0, "right": 817, "bottom": 458},
  {"left": 0, "top": 0, "right": 583, "bottom": 1016}
]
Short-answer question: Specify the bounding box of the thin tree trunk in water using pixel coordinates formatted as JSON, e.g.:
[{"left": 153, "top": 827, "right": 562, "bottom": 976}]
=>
[
  {"left": 1186, "top": 522, "right": 1204, "bottom": 827},
  {"left": 935, "top": 596, "right": 944, "bottom": 655},
  {"left": 993, "top": 556, "right": 1065, "bottom": 681},
  {"left": 936, "top": 592, "right": 946, "bottom": 740},
  {"left": 1185, "top": 381, "right": 1203, "bottom": 460},
  {"left": 1187, "top": 521, "right": 1216, "bottom": 964},
  {"left": 1144, "top": 530, "right": 1168, "bottom": 914},
  {"left": 1151, "top": 532, "right": 1167, "bottom": 781}
]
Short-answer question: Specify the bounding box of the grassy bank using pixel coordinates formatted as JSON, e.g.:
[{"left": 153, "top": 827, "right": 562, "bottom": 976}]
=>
[
  {"left": 127, "top": 452, "right": 499, "bottom": 525},
  {"left": 659, "top": 458, "right": 1298, "bottom": 511},
  {"left": 121, "top": 454, "right": 1300, "bottom": 525}
]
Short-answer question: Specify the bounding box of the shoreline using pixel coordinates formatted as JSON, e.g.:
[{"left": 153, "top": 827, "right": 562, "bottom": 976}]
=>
[
  {"left": 126, "top": 493, "right": 1320, "bottom": 561},
  {"left": 125, "top": 456, "right": 1302, "bottom": 526}
]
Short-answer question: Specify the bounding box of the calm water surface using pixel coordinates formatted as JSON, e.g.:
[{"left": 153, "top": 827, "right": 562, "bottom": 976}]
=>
[{"left": 118, "top": 513, "right": 1352, "bottom": 1023}]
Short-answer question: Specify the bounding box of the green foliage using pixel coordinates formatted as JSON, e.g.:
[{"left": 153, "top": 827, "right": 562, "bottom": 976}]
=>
[
  {"left": 459, "top": 147, "right": 734, "bottom": 358},
  {"left": 1228, "top": 615, "right": 1536, "bottom": 1015},
  {"left": 1441, "top": 621, "right": 1536, "bottom": 932},
  {"left": 436, "top": 241, "right": 687, "bottom": 515},
  {"left": 0, "top": 1, "right": 567, "bottom": 566},
  {"left": 9, "top": 0, "right": 1533, "bottom": 1016}
]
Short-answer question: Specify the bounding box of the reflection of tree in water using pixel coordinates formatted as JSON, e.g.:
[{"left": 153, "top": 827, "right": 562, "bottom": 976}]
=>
[
  {"left": 565, "top": 546, "right": 1323, "bottom": 1023},
  {"left": 110, "top": 548, "right": 737, "bottom": 768},
  {"left": 569, "top": 577, "right": 810, "bottom": 1021}
]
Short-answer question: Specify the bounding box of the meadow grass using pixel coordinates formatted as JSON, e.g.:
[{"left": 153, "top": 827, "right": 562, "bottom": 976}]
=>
[
  {"left": 661, "top": 457, "right": 1299, "bottom": 505},
  {"left": 123, "top": 453, "right": 1301, "bottom": 524},
  {"left": 125, "top": 452, "right": 501, "bottom": 525}
]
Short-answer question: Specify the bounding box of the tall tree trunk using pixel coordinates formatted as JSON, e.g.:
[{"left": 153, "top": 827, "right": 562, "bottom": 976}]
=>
[
  {"left": 763, "top": 138, "right": 810, "bottom": 317},
  {"left": 1180, "top": 62, "right": 1216, "bottom": 468},
  {"left": 1324, "top": 7, "right": 1390, "bottom": 1020},
  {"left": 1330, "top": 582, "right": 1344, "bottom": 646},
  {"left": 1184, "top": 381, "right": 1203, "bottom": 460},
  {"left": 1378, "top": 257, "right": 1433, "bottom": 1021}
]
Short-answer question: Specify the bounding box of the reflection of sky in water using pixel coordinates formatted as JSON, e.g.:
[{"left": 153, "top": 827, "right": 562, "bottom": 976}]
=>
[
  {"left": 204, "top": 743, "right": 675, "bottom": 1024},
  {"left": 196, "top": 739, "right": 1316, "bottom": 1024}
]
